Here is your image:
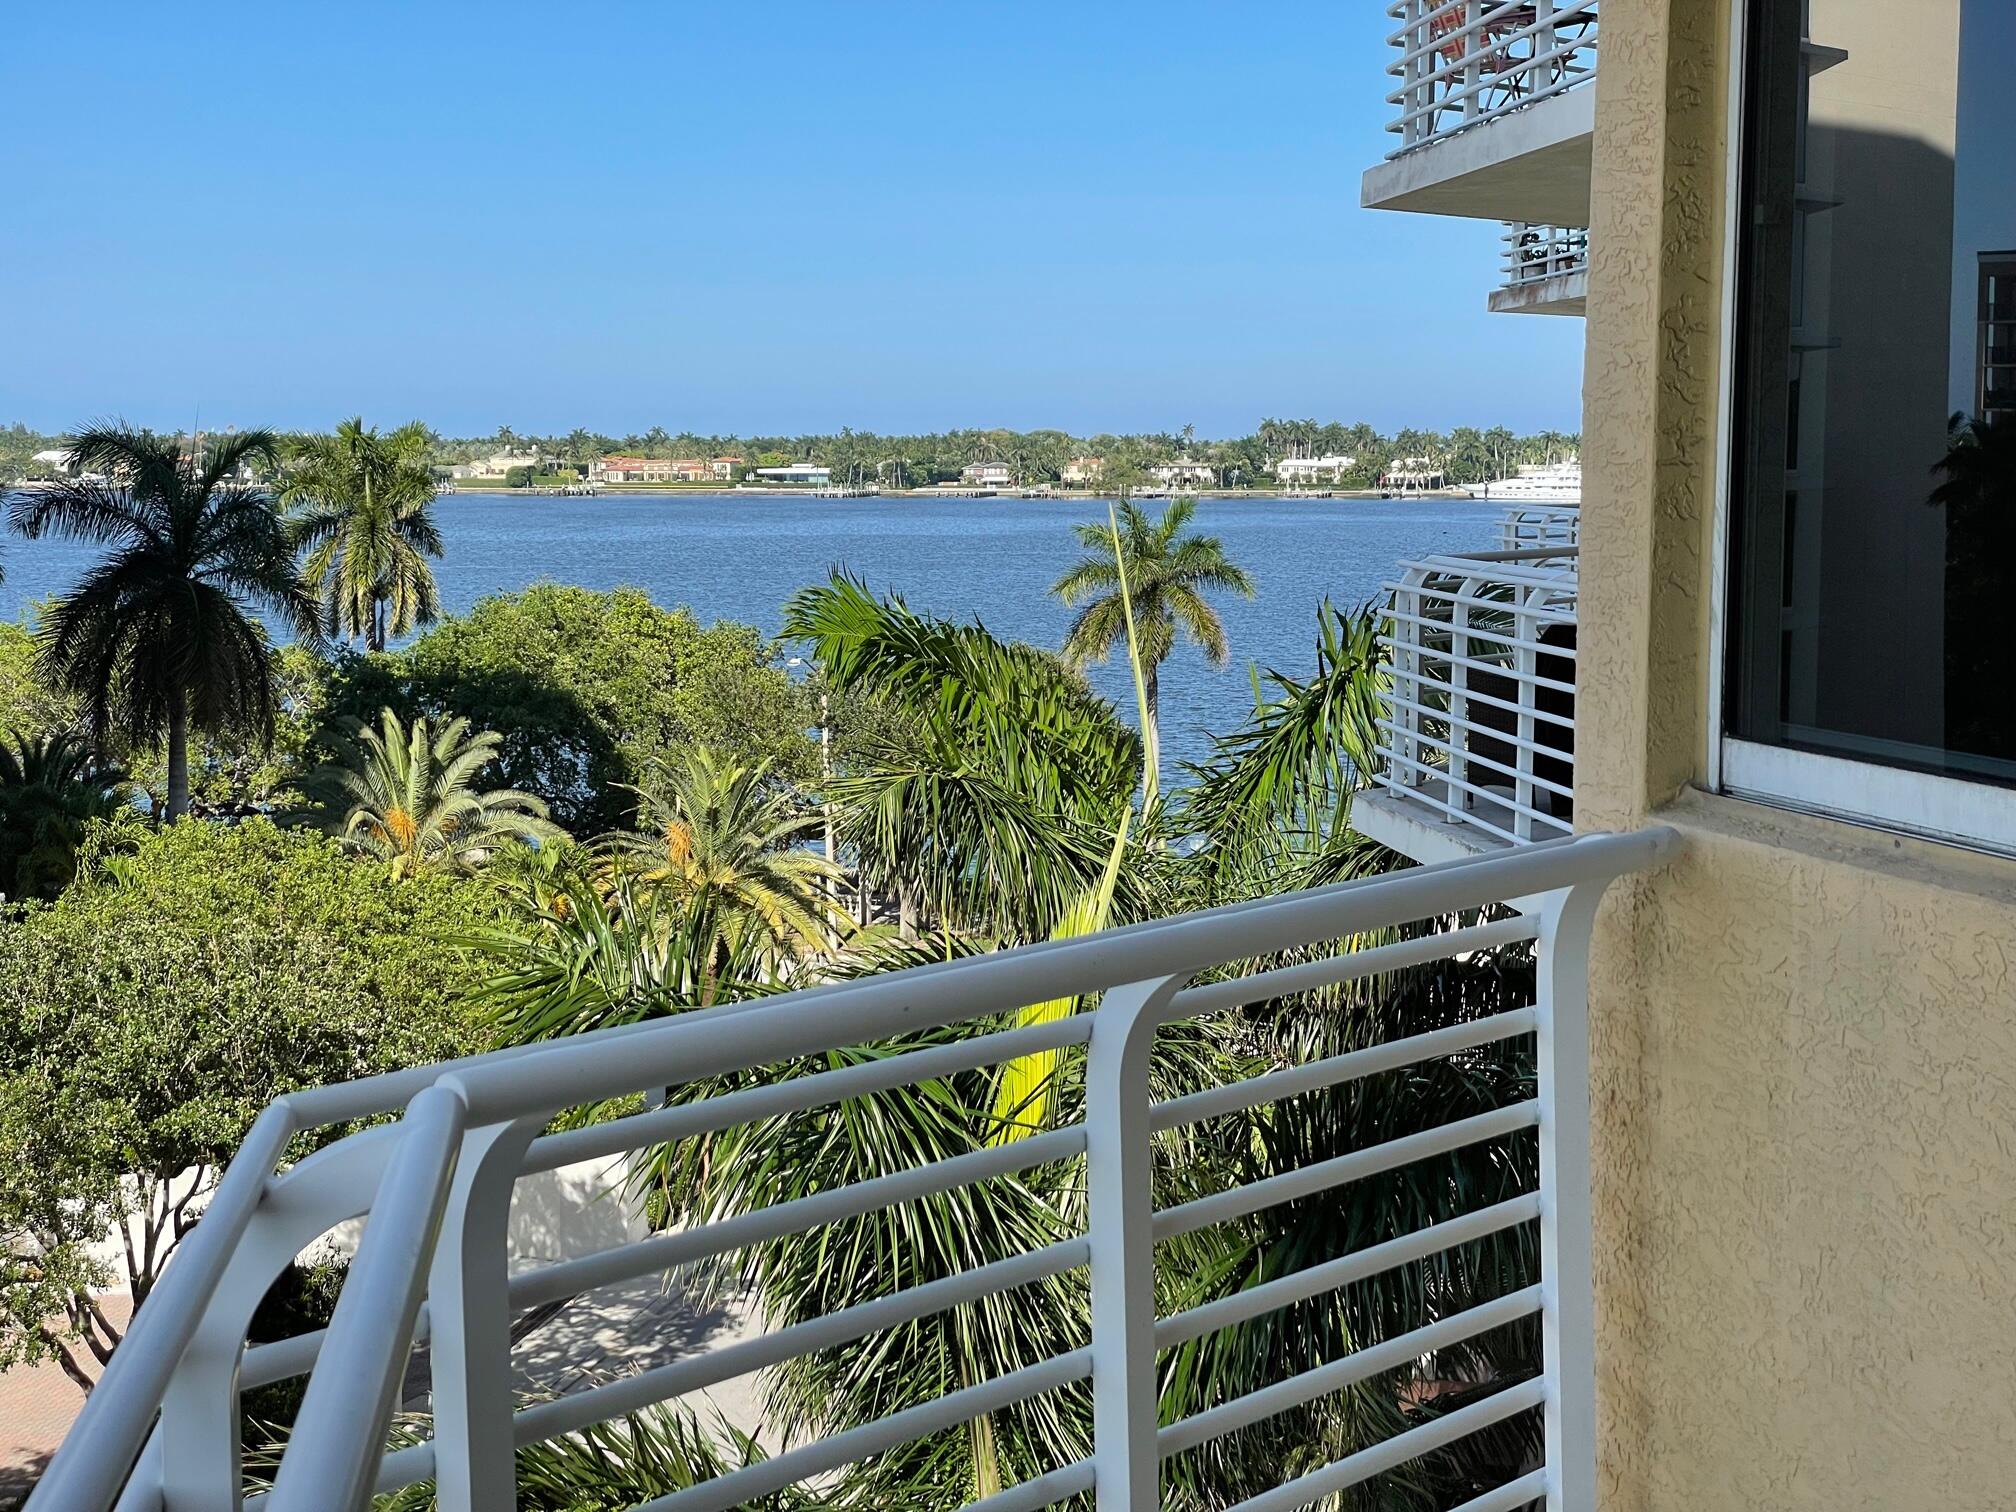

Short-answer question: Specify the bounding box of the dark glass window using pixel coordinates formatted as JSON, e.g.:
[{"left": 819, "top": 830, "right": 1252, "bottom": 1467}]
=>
[{"left": 1727, "top": 0, "right": 2016, "bottom": 784}]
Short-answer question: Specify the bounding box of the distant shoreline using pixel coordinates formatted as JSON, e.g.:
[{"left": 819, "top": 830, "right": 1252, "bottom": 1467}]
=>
[{"left": 440, "top": 485, "right": 1489, "bottom": 503}]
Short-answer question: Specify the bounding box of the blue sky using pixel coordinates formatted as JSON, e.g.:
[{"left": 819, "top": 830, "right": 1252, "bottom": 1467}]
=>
[{"left": 0, "top": 1, "right": 1585, "bottom": 438}]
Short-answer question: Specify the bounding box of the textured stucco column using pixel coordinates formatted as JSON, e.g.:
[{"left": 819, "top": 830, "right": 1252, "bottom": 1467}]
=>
[{"left": 1576, "top": 2, "right": 2016, "bottom": 1507}]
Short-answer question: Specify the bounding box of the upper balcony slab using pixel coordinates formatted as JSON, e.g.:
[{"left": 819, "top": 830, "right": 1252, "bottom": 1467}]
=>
[{"left": 1363, "top": 85, "right": 1595, "bottom": 225}]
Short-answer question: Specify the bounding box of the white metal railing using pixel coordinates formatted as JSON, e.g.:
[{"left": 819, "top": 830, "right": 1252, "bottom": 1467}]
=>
[
  {"left": 28, "top": 831, "right": 1677, "bottom": 1512},
  {"left": 1385, "top": 1, "right": 1600, "bottom": 158},
  {"left": 1502, "top": 223, "right": 1589, "bottom": 288},
  {"left": 1497, "top": 505, "right": 1581, "bottom": 550},
  {"left": 1378, "top": 547, "right": 1580, "bottom": 845}
]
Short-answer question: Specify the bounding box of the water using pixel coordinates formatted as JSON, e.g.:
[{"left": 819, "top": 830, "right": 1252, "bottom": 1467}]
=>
[{"left": 0, "top": 491, "right": 1504, "bottom": 772}]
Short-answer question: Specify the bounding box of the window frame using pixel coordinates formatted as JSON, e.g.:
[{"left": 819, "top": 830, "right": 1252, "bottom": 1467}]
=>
[{"left": 1709, "top": 0, "right": 2016, "bottom": 858}]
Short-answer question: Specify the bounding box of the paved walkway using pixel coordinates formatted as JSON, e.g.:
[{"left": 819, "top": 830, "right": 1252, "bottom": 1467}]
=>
[
  {"left": 0, "top": 1279, "right": 769, "bottom": 1508},
  {"left": 0, "top": 1294, "right": 129, "bottom": 1510}
]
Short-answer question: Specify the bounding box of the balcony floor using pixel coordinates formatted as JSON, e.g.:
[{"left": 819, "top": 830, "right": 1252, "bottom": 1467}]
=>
[{"left": 1356, "top": 784, "right": 1575, "bottom": 875}]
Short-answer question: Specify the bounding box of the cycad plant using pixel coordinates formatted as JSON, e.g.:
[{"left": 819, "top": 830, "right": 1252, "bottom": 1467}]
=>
[
  {"left": 301, "top": 706, "right": 564, "bottom": 877},
  {"left": 8, "top": 424, "right": 321, "bottom": 818},
  {"left": 0, "top": 731, "right": 129, "bottom": 901},
  {"left": 280, "top": 417, "right": 444, "bottom": 651}
]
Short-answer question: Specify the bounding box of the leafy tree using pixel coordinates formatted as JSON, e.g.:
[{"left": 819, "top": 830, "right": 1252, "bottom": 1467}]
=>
[
  {"left": 329, "top": 586, "right": 816, "bottom": 835},
  {"left": 1052, "top": 496, "right": 1255, "bottom": 758},
  {"left": 300, "top": 707, "right": 565, "bottom": 877},
  {"left": 0, "top": 732, "right": 128, "bottom": 902},
  {"left": 0, "top": 619, "right": 76, "bottom": 742},
  {"left": 0, "top": 819, "right": 494, "bottom": 1391},
  {"left": 280, "top": 417, "right": 444, "bottom": 651},
  {"left": 8, "top": 425, "right": 320, "bottom": 818}
]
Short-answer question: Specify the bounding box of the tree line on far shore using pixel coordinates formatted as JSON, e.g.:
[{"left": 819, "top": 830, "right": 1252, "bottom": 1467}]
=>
[{"left": 3, "top": 417, "right": 1582, "bottom": 492}]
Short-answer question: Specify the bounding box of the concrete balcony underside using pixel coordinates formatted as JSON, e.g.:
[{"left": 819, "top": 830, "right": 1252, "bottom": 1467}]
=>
[
  {"left": 1363, "top": 87, "right": 1595, "bottom": 226},
  {"left": 1489, "top": 266, "right": 1589, "bottom": 315}
]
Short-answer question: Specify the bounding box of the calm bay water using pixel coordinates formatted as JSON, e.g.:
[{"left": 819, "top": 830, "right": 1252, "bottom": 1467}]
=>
[{"left": 0, "top": 491, "right": 1503, "bottom": 772}]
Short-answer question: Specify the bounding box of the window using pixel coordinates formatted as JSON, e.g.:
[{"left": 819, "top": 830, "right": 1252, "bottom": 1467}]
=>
[{"left": 1724, "top": 0, "right": 2016, "bottom": 846}]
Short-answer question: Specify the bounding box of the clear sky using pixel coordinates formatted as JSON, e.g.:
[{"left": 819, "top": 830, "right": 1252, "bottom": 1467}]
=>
[{"left": 0, "top": 1, "right": 1586, "bottom": 438}]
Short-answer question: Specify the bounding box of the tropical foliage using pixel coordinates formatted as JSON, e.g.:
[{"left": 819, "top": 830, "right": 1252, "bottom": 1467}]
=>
[
  {"left": 0, "top": 434, "right": 1553, "bottom": 1507},
  {"left": 1053, "top": 494, "right": 1256, "bottom": 758},
  {"left": 301, "top": 706, "right": 564, "bottom": 876},
  {"left": 280, "top": 416, "right": 444, "bottom": 650},
  {"left": 607, "top": 747, "right": 844, "bottom": 989},
  {"left": 7, "top": 425, "right": 320, "bottom": 817},
  {"left": 0, "top": 732, "right": 128, "bottom": 902}
]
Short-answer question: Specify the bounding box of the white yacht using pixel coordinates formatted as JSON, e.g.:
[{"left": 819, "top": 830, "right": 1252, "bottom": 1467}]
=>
[{"left": 1467, "top": 459, "right": 1583, "bottom": 503}]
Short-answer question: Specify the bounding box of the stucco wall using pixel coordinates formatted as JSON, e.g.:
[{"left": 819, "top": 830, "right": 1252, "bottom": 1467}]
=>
[{"left": 1578, "top": 0, "right": 2016, "bottom": 1506}]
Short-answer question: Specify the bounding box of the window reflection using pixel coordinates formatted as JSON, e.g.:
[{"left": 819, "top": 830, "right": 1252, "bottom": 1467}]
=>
[{"left": 1729, "top": 0, "right": 2016, "bottom": 783}]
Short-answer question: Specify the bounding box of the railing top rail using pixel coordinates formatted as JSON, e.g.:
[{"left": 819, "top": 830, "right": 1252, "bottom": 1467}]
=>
[{"left": 246, "top": 823, "right": 1617, "bottom": 1131}]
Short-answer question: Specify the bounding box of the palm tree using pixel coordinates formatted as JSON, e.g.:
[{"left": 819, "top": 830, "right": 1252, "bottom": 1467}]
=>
[
  {"left": 0, "top": 731, "right": 128, "bottom": 900},
  {"left": 785, "top": 576, "right": 1145, "bottom": 943},
  {"left": 280, "top": 418, "right": 444, "bottom": 651},
  {"left": 1051, "top": 495, "right": 1256, "bottom": 758},
  {"left": 302, "top": 706, "right": 565, "bottom": 877},
  {"left": 606, "top": 748, "right": 846, "bottom": 994},
  {"left": 8, "top": 424, "right": 320, "bottom": 819}
]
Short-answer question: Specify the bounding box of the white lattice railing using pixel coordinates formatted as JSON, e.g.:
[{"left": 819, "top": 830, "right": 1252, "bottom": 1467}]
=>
[
  {"left": 1385, "top": 1, "right": 1600, "bottom": 158},
  {"left": 1378, "top": 548, "right": 1580, "bottom": 846},
  {"left": 28, "top": 830, "right": 1682, "bottom": 1512},
  {"left": 1497, "top": 506, "right": 1581, "bottom": 550},
  {"left": 1502, "top": 224, "right": 1589, "bottom": 288}
]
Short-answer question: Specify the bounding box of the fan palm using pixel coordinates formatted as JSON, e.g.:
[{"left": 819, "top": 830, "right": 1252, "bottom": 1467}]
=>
[
  {"left": 279, "top": 417, "right": 444, "bottom": 650},
  {"left": 302, "top": 706, "right": 564, "bottom": 877},
  {"left": 1051, "top": 496, "right": 1255, "bottom": 758},
  {"left": 8, "top": 424, "right": 320, "bottom": 819},
  {"left": 0, "top": 731, "right": 129, "bottom": 901},
  {"left": 606, "top": 748, "right": 847, "bottom": 994}
]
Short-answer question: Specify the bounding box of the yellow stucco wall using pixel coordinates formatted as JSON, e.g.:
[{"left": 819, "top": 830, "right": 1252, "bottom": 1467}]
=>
[{"left": 1578, "top": 0, "right": 2016, "bottom": 1505}]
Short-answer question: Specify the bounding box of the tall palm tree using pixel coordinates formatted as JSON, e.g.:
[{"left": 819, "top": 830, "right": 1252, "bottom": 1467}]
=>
[
  {"left": 8, "top": 424, "right": 320, "bottom": 819},
  {"left": 1051, "top": 495, "right": 1256, "bottom": 758},
  {"left": 302, "top": 706, "right": 564, "bottom": 877},
  {"left": 280, "top": 417, "right": 444, "bottom": 650},
  {"left": 0, "top": 731, "right": 128, "bottom": 901},
  {"left": 606, "top": 747, "right": 846, "bottom": 994}
]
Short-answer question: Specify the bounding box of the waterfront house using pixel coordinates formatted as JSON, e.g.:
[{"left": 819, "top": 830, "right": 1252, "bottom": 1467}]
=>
[
  {"left": 1273, "top": 453, "right": 1358, "bottom": 486},
  {"left": 1147, "top": 459, "right": 1215, "bottom": 489},
  {"left": 752, "top": 462, "right": 832, "bottom": 485},
  {"left": 1378, "top": 455, "right": 1446, "bottom": 492},
  {"left": 1060, "top": 455, "right": 1104, "bottom": 486},
  {"left": 709, "top": 455, "right": 743, "bottom": 480},
  {"left": 37, "top": 4, "right": 2016, "bottom": 1509},
  {"left": 959, "top": 462, "right": 1015, "bottom": 489},
  {"left": 590, "top": 456, "right": 678, "bottom": 484}
]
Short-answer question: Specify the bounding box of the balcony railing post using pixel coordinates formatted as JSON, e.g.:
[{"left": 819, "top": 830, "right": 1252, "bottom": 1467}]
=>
[
  {"left": 1536, "top": 884, "right": 1602, "bottom": 1511},
  {"left": 156, "top": 1124, "right": 403, "bottom": 1510},
  {"left": 1463, "top": 0, "right": 1483, "bottom": 121},
  {"left": 1085, "top": 974, "right": 1184, "bottom": 1512},
  {"left": 1513, "top": 587, "right": 1537, "bottom": 841},
  {"left": 1449, "top": 584, "right": 1472, "bottom": 816},
  {"left": 426, "top": 1111, "right": 544, "bottom": 1512}
]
